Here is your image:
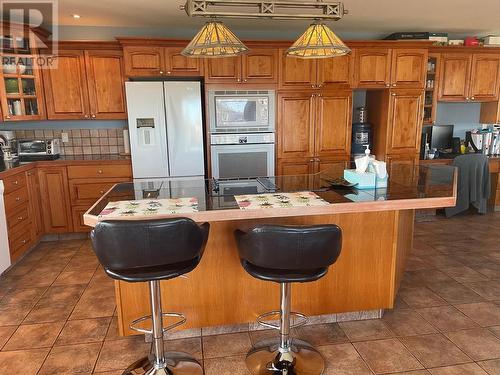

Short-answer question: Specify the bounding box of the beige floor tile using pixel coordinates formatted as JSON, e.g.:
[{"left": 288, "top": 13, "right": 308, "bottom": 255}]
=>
[
  {"left": 441, "top": 266, "right": 490, "bottom": 283},
  {"left": 94, "top": 336, "right": 150, "bottom": 372},
  {"left": 203, "top": 332, "right": 252, "bottom": 359},
  {"left": 55, "top": 317, "right": 111, "bottom": 346},
  {"left": 38, "top": 342, "right": 101, "bottom": 375},
  {"left": 478, "top": 358, "right": 500, "bottom": 374},
  {"left": 204, "top": 355, "right": 249, "bottom": 375},
  {"left": 400, "top": 333, "right": 471, "bottom": 368},
  {"left": 295, "top": 323, "right": 349, "bottom": 346},
  {"left": 428, "top": 363, "right": 489, "bottom": 375},
  {"left": 353, "top": 338, "right": 423, "bottom": 374},
  {"left": 398, "top": 287, "right": 448, "bottom": 308},
  {"left": 427, "top": 281, "right": 484, "bottom": 304},
  {"left": 164, "top": 336, "right": 203, "bottom": 360},
  {"left": 319, "top": 343, "right": 373, "bottom": 375},
  {"left": 465, "top": 281, "right": 500, "bottom": 301},
  {"left": 3, "top": 322, "right": 64, "bottom": 351},
  {"left": 445, "top": 328, "right": 500, "bottom": 361},
  {"left": 53, "top": 269, "right": 96, "bottom": 286},
  {"left": 339, "top": 319, "right": 393, "bottom": 342},
  {"left": 0, "top": 325, "right": 17, "bottom": 350},
  {"left": 0, "top": 348, "right": 49, "bottom": 374},
  {"left": 382, "top": 309, "right": 437, "bottom": 337},
  {"left": 416, "top": 305, "right": 478, "bottom": 332},
  {"left": 456, "top": 302, "right": 500, "bottom": 327}
]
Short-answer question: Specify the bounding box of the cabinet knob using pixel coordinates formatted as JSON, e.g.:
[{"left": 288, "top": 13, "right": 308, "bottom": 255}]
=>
[
  {"left": 385, "top": 83, "right": 390, "bottom": 87},
  {"left": 84, "top": 114, "right": 89, "bottom": 119},
  {"left": 391, "top": 93, "right": 396, "bottom": 96},
  {"left": 167, "top": 71, "right": 171, "bottom": 74},
  {"left": 21, "top": 239, "right": 27, "bottom": 244},
  {"left": 98, "top": 170, "right": 103, "bottom": 174},
  {"left": 244, "top": 79, "right": 247, "bottom": 82},
  {"left": 27, "top": 172, "right": 32, "bottom": 176},
  {"left": 309, "top": 159, "right": 315, "bottom": 162},
  {"left": 91, "top": 114, "right": 96, "bottom": 119},
  {"left": 5, "top": 115, "right": 11, "bottom": 119},
  {"left": 311, "top": 84, "right": 315, "bottom": 88},
  {"left": 318, "top": 93, "right": 322, "bottom": 97},
  {"left": 17, "top": 216, "right": 23, "bottom": 221},
  {"left": 471, "top": 96, "right": 475, "bottom": 100},
  {"left": 392, "top": 83, "right": 397, "bottom": 87},
  {"left": 466, "top": 97, "right": 470, "bottom": 100},
  {"left": 159, "top": 70, "right": 164, "bottom": 74},
  {"left": 15, "top": 197, "right": 20, "bottom": 201},
  {"left": 100, "top": 190, "right": 105, "bottom": 195},
  {"left": 13, "top": 180, "right": 18, "bottom": 185}
]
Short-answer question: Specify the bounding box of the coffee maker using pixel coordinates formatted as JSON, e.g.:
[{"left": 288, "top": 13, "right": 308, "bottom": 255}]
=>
[
  {"left": 0, "top": 130, "right": 18, "bottom": 161},
  {"left": 465, "top": 125, "right": 500, "bottom": 155}
]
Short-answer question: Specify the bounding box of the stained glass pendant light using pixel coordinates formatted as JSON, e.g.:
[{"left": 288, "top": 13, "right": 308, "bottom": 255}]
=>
[
  {"left": 287, "top": 22, "right": 351, "bottom": 59},
  {"left": 182, "top": 20, "right": 249, "bottom": 58}
]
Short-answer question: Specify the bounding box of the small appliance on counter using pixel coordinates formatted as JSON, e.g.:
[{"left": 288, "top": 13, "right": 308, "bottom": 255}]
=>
[
  {"left": 465, "top": 125, "right": 500, "bottom": 156},
  {"left": 18, "top": 139, "right": 61, "bottom": 161},
  {"left": 0, "top": 130, "right": 18, "bottom": 161},
  {"left": 351, "top": 107, "right": 372, "bottom": 157}
]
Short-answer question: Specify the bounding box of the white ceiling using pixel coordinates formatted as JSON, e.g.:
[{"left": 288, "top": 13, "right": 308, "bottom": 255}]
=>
[{"left": 45, "top": 0, "right": 500, "bottom": 40}]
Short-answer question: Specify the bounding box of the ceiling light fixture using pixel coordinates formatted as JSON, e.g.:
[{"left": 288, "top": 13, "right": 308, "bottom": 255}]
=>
[
  {"left": 286, "top": 22, "right": 351, "bottom": 59},
  {"left": 181, "top": 20, "right": 248, "bottom": 58}
]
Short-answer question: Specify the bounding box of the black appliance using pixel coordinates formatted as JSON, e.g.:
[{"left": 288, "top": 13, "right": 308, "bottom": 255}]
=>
[{"left": 351, "top": 107, "right": 372, "bottom": 157}]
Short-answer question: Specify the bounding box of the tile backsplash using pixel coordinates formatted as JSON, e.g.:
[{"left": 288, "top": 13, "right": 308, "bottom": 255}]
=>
[{"left": 14, "top": 128, "right": 126, "bottom": 155}]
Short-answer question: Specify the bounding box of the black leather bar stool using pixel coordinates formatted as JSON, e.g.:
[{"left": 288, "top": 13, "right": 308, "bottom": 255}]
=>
[
  {"left": 235, "top": 225, "right": 342, "bottom": 375},
  {"left": 91, "top": 218, "right": 210, "bottom": 375}
]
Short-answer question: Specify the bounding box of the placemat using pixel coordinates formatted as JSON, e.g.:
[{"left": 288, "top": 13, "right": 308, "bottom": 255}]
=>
[
  {"left": 98, "top": 198, "right": 198, "bottom": 219},
  {"left": 234, "top": 191, "right": 329, "bottom": 210}
]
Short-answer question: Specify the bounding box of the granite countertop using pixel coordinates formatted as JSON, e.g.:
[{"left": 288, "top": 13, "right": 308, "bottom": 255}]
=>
[{"left": 0, "top": 154, "right": 131, "bottom": 174}]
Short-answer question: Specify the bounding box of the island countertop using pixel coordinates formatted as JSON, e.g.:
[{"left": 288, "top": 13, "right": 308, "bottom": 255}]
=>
[{"left": 84, "top": 162, "right": 457, "bottom": 226}]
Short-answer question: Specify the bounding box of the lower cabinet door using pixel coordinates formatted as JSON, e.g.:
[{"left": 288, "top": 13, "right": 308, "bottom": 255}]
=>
[
  {"left": 38, "top": 167, "right": 73, "bottom": 233},
  {"left": 277, "top": 159, "right": 315, "bottom": 192},
  {"left": 72, "top": 206, "right": 92, "bottom": 232}
]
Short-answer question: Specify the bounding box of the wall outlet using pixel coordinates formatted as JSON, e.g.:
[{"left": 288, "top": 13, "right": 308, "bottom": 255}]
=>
[{"left": 61, "top": 132, "right": 69, "bottom": 143}]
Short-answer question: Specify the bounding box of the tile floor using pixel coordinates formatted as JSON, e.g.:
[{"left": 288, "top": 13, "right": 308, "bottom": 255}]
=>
[{"left": 0, "top": 212, "right": 499, "bottom": 374}]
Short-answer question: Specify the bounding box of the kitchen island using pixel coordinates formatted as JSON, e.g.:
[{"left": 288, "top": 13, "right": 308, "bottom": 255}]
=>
[{"left": 84, "top": 163, "right": 457, "bottom": 336}]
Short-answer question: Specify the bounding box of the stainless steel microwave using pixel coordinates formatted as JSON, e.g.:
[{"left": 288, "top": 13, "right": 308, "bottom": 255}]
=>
[{"left": 208, "top": 90, "right": 275, "bottom": 133}]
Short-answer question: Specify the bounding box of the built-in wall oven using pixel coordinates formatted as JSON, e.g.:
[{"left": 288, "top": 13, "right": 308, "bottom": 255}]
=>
[
  {"left": 209, "top": 89, "right": 276, "bottom": 179},
  {"left": 210, "top": 133, "right": 275, "bottom": 179}
]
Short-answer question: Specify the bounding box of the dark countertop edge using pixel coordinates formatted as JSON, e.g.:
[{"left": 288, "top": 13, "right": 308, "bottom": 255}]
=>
[{"left": 0, "top": 154, "right": 131, "bottom": 178}]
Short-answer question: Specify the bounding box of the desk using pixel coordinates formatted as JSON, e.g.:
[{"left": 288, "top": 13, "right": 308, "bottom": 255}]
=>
[{"left": 420, "top": 157, "right": 500, "bottom": 211}]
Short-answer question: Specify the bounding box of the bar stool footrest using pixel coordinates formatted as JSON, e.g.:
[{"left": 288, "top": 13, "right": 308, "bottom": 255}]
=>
[
  {"left": 129, "top": 312, "right": 186, "bottom": 335},
  {"left": 256, "top": 310, "right": 308, "bottom": 331}
]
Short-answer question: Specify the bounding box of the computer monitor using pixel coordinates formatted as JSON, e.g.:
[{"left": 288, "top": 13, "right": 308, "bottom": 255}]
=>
[{"left": 430, "top": 125, "right": 454, "bottom": 150}]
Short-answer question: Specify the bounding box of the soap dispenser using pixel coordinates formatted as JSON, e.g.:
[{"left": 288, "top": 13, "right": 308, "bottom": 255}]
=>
[{"left": 355, "top": 145, "right": 372, "bottom": 173}]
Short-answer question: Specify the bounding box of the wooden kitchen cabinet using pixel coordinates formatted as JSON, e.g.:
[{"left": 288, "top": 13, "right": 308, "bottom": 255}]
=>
[
  {"left": 242, "top": 49, "right": 278, "bottom": 83},
  {"left": 315, "top": 91, "right": 352, "bottom": 158},
  {"left": 43, "top": 48, "right": 127, "bottom": 120},
  {"left": 438, "top": 53, "right": 500, "bottom": 102},
  {"left": 85, "top": 50, "right": 127, "bottom": 119},
  {"left": 280, "top": 49, "right": 353, "bottom": 89},
  {"left": 390, "top": 49, "right": 428, "bottom": 89},
  {"left": 38, "top": 166, "right": 73, "bottom": 233},
  {"left": 469, "top": 54, "right": 500, "bottom": 101},
  {"left": 123, "top": 46, "right": 202, "bottom": 77},
  {"left": 42, "top": 50, "right": 90, "bottom": 119},
  {"left": 277, "top": 159, "right": 314, "bottom": 176},
  {"left": 205, "top": 49, "right": 277, "bottom": 84},
  {"left": 386, "top": 89, "right": 424, "bottom": 155},
  {"left": 26, "top": 168, "right": 44, "bottom": 241},
  {"left": 277, "top": 92, "right": 315, "bottom": 159},
  {"left": 354, "top": 48, "right": 391, "bottom": 88}
]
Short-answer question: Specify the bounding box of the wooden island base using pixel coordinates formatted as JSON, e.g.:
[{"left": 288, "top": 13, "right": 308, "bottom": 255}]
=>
[{"left": 115, "top": 209, "right": 413, "bottom": 336}]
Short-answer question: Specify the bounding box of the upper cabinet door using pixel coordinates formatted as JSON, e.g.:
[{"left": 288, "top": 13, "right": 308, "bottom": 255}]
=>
[
  {"left": 317, "top": 53, "right": 353, "bottom": 89},
  {"left": 391, "top": 49, "right": 428, "bottom": 89},
  {"left": 123, "top": 46, "right": 164, "bottom": 76},
  {"left": 85, "top": 50, "right": 127, "bottom": 120},
  {"left": 469, "top": 54, "right": 500, "bottom": 102},
  {"left": 438, "top": 53, "right": 472, "bottom": 101},
  {"left": 387, "top": 89, "right": 424, "bottom": 154},
  {"left": 354, "top": 48, "right": 391, "bottom": 88},
  {"left": 315, "top": 91, "right": 352, "bottom": 158},
  {"left": 279, "top": 49, "right": 317, "bottom": 89},
  {"left": 241, "top": 49, "right": 278, "bottom": 83},
  {"left": 164, "top": 47, "right": 203, "bottom": 76},
  {"left": 277, "top": 92, "right": 315, "bottom": 159},
  {"left": 204, "top": 56, "right": 241, "bottom": 83},
  {"left": 42, "top": 50, "right": 90, "bottom": 120}
]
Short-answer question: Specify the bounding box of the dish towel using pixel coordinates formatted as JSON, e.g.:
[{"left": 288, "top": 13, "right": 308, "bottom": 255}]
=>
[{"left": 445, "top": 154, "right": 490, "bottom": 217}]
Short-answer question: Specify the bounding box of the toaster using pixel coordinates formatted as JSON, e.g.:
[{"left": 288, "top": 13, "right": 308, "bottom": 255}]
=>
[{"left": 18, "top": 139, "right": 61, "bottom": 161}]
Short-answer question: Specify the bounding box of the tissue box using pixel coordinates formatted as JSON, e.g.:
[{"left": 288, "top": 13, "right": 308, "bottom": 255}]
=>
[
  {"left": 343, "top": 169, "right": 376, "bottom": 189},
  {"left": 376, "top": 175, "right": 388, "bottom": 188}
]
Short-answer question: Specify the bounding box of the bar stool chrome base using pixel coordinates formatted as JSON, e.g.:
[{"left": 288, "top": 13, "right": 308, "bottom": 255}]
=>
[
  {"left": 246, "top": 338, "right": 325, "bottom": 375},
  {"left": 123, "top": 352, "right": 203, "bottom": 375}
]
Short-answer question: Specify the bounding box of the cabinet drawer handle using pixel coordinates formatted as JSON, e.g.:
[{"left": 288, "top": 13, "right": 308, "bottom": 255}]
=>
[{"left": 13, "top": 180, "right": 18, "bottom": 185}]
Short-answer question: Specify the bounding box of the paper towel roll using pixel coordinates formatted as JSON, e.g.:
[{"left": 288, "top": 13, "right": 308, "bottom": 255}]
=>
[{"left": 123, "top": 129, "right": 130, "bottom": 154}]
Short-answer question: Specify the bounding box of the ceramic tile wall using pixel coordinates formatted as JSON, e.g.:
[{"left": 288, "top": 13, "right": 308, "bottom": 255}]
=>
[{"left": 14, "top": 129, "right": 126, "bottom": 155}]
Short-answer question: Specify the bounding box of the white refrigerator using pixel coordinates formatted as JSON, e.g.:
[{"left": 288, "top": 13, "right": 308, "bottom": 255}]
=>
[{"left": 125, "top": 81, "right": 205, "bottom": 179}]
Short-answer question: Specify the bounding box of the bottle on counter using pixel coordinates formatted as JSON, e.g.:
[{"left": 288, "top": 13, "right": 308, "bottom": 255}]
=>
[{"left": 424, "top": 143, "right": 430, "bottom": 159}]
